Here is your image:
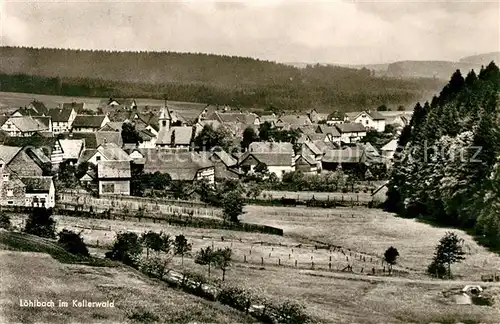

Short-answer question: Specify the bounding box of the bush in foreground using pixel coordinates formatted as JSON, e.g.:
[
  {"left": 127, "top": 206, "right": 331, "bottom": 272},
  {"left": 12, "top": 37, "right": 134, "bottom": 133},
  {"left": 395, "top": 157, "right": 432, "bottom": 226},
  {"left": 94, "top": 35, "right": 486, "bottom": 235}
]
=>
[
  {"left": 24, "top": 207, "right": 56, "bottom": 239},
  {"left": 57, "top": 229, "right": 89, "bottom": 257},
  {"left": 0, "top": 212, "right": 11, "bottom": 230},
  {"left": 105, "top": 232, "right": 143, "bottom": 268}
]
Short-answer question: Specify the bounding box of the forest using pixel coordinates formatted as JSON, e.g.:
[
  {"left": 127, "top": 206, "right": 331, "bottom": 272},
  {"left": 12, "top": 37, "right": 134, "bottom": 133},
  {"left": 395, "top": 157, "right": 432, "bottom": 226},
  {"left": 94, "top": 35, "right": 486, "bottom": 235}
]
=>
[
  {"left": 0, "top": 46, "right": 443, "bottom": 111},
  {"left": 385, "top": 61, "right": 500, "bottom": 248}
]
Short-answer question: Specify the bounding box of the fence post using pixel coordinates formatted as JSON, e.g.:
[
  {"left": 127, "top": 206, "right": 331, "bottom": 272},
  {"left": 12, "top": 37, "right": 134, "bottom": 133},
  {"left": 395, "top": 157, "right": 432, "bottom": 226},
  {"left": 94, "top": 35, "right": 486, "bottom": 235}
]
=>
[
  {"left": 329, "top": 262, "right": 331, "bottom": 270},
  {"left": 278, "top": 259, "right": 281, "bottom": 266},
  {"left": 244, "top": 255, "right": 247, "bottom": 263},
  {"left": 295, "top": 260, "right": 297, "bottom": 267},
  {"left": 261, "top": 257, "right": 264, "bottom": 265}
]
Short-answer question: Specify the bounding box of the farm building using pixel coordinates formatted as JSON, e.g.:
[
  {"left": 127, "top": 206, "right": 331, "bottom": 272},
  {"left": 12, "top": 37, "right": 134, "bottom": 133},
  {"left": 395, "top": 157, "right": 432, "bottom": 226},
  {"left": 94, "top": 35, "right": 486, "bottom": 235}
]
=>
[{"left": 97, "top": 160, "right": 131, "bottom": 196}]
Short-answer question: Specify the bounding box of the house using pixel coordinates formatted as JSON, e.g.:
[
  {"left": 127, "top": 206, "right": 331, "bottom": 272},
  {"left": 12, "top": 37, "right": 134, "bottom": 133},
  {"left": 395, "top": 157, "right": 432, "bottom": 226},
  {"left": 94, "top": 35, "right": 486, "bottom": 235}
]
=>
[
  {"left": 1, "top": 116, "right": 49, "bottom": 137},
  {"left": 104, "top": 98, "right": 137, "bottom": 110},
  {"left": 97, "top": 160, "right": 131, "bottom": 196},
  {"left": 344, "top": 111, "right": 386, "bottom": 132},
  {"left": 138, "top": 150, "right": 215, "bottom": 184},
  {"left": 215, "top": 111, "right": 260, "bottom": 126},
  {"left": 20, "top": 176, "right": 56, "bottom": 208},
  {"left": 62, "top": 102, "right": 86, "bottom": 113},
  {"left": 308, "top": 109, "right": 329, "bottom": 123},
  {"left": 294, "top": 154, "right": 319, "bottom": 174},
  {"left": 238, "top": 149, "right": 295, "bottom": 180},
  {"left": 335, "top": 123, "right": 367, "bottom": 143},
  {"left": 206, "top": 149, "right": 241, "bottom": 181},
  {"left": 59, "top": 131, "right": 122, "bottom": 150},
  {"left": 27, "top": 100, "right": 49, "bottom": 116},
  {"left": 59, "top": 139, "right": 85, "bottom": 164},
  {"left": 316, "top": 125, "right": 341, "bottom": 143},
  {"left": 326, "top": 111, "right": 346, "bottom": 126},
  {"left": 381, "top": 139, "right": 398, "bottom": 161},
  {"left": 2, "top": 135, "right": 65, "bottom": 170},
  {"left": 0, "top": 145, "right": 48, "bottom": 177},
  {"left": 48, "top": 107, "right": 77, "bottom": 133},
  {"left": 71, "top": 115, "right": 110, "bottom": 132},
  {"left": 78, "top": 142, "right": 131, "bottom": 165},
  {"left": 378, "top": 111, "right": 413, "bottom": 129},
  {"left": 300, "top": 141, "right": 324, "bottom": 168},
  {"left": 156, "top": 126, "right": 194, "bottom": 149},
  {"left": 248, "top": 142, "right": 294, "bottom": 154},
  {"left": 275, "top": 115, "right": 312, "bottom": 129},
  {"left": 322, "top": 147, "right": 365, "bottom": 172}
]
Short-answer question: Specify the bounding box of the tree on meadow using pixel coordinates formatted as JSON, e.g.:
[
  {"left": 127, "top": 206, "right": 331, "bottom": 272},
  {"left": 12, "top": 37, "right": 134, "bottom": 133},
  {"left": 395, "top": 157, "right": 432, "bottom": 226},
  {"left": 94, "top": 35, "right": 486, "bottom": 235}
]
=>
[
  {"left": 429, "top": 232, "right": 465, "bottom": 279},
  {"left": 384, "top": 246, "right": 399, "bottom": 274},
  {"left": 174, "top": 234, "right": 192, "bottom": 266}
]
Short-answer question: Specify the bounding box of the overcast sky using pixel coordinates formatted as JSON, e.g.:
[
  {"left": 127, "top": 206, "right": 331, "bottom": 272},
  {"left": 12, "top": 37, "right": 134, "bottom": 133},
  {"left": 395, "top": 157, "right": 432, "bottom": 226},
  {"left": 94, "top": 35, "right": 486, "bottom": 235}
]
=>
[{"left": 1, "top": 0, "right": 498, "bottom": 65}]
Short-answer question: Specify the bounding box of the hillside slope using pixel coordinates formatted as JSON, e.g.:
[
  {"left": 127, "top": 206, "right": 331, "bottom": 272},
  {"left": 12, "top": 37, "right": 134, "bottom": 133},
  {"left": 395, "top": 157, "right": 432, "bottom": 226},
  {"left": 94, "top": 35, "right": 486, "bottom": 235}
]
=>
[
  {"left": 0, "top": 46, "right": 442, "bottom": 111},
  {"left": 0, "top": 231, "right": 254, "bottom": 324}
]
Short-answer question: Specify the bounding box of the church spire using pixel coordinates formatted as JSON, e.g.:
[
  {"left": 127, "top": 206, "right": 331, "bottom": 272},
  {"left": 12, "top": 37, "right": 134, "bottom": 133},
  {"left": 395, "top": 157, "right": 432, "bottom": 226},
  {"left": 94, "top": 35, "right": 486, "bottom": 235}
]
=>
[{"left": 159, "top": 98, "right": 171, "bottom": 133}]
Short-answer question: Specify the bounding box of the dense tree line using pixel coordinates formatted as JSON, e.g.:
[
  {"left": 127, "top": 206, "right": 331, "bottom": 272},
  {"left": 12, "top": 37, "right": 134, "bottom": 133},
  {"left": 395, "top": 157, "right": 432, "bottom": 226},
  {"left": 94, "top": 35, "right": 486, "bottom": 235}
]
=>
[
  {"left": 0, "top": 46, "right": 443, "bottom": 110},
  {"left": 385, "top": 62, "right": 500, "bottom": 248}
]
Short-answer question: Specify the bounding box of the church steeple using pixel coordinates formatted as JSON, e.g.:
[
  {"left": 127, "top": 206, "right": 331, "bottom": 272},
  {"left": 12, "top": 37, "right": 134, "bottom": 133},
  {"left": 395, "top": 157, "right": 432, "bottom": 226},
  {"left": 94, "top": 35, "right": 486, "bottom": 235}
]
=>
[{"left": 159, "top": 98, "right": 171, "bottom": 133}]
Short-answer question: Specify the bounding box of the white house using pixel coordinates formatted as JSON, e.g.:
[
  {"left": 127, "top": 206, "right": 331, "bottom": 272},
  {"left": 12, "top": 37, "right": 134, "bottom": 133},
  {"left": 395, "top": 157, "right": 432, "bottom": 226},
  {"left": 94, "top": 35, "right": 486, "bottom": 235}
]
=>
[
  {"left": 48, "top": 107, "right": 77, "bottom": 133},
  {"left": 78, "top": 142, "right": 131, "bottom": 165},
  {"left": 345, "top": 111, "right": 386, "bottom": 132},
  {"left": 1, "top": 116, "right": 49, "bottom": 137},
  {"left": 381, "top": 139, "right": 399, "bottom": 161},
  {"left": 335, "top": 123, "right": 367, "bottom": 143},
  {"left": 20, "top": 176, "right": 56, "bottom": 208},
  {"left": 238, "top": 151, "right": 295, "bottom": 180},
  {"left": 71, "top": 115, "right": 110, "bottom": 132}
]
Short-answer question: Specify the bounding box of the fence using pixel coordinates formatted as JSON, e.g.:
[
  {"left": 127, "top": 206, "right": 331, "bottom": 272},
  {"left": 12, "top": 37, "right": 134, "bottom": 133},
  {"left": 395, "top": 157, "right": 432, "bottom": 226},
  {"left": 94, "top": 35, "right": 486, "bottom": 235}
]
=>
[{"left": 58, "top": 192, "right": 222, "bottom": 219}]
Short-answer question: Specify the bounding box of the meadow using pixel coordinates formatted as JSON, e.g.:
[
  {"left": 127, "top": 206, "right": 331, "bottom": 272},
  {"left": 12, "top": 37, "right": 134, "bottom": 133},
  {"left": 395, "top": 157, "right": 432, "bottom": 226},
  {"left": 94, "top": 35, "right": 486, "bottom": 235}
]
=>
[{"left": 8, "top": 205, "right": 500, "bottom": 323}]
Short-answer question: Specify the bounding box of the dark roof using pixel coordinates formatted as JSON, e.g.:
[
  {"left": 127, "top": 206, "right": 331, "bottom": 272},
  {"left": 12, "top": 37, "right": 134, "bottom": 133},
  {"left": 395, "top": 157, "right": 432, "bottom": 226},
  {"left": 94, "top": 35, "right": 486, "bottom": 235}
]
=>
[
  {"left": 139, "top": 150, "right": 214, "bottom": 181},
  {"left": 34, "top": 116, "right": 51, "bottom": 127},
  {"left": 295, "top": 154, "right": 317, "bottom": 166},
  {"left": 20, "top": 176, "right": 53, "bottom": 193},
  {"left": 48, "top": 107, "right": 74, "bottom": 122},
  {"left": 97, "top": 160, "right": 131, "bottom": 179},
  {"left": 0, "top": 115, "right": 8, "bottom": 127},
  {"left": 323, "top": 147, "right": 364, "bottom": 164},
  {"left": 211, "top": 149, "right": 238, "bottom": 167},
  {"left": 215, "top": 112, "right": 258, "bottom": 125},
  {"left": 62, "top": 102, "right": 84, "bottom": 111},
  {"left": 335, "top": 123, "right": 366, "bottom": 133},
  {"left": 72, "top": 115, "right": 107, "bottom": 128},
  {"left": 59, "top": 131, "right": 122, "bottom": 149},
  {"left": 14, "top": 108, "right": 39, "bottom": 116},
  {"left": 0, "top": 145, "right": 23, "bottom": 164},
  {"left": 302, "top": 141, "right": 323, "bottom": 156},
  {"left": 368, "top": 111, "right": 386, "bottom": 120},
  {"left": 2, "top": 137, "right": 58, "bottom": 156},
  {"left": 30, "top": 101, "right": 48, "bottom": 114}
]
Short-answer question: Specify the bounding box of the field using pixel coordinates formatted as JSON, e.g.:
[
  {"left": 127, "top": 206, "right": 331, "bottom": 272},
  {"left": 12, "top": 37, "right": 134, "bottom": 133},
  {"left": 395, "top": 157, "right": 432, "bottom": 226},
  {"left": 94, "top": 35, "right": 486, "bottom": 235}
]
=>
[
  {"left": 0, "top": 91, "right": 207, "bottom": 115},
  {"left": 8, "top": 205, "right": 500, "bottom": 323},
  {"left": 0, "top": 232, "right": 255, "bottom": 324}
]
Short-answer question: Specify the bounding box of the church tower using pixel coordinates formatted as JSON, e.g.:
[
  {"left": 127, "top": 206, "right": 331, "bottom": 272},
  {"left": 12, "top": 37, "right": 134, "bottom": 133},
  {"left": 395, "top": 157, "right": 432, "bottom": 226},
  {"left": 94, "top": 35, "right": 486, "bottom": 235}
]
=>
[{"left": 159, "top": 98, "right": 172, "bottom": 133}]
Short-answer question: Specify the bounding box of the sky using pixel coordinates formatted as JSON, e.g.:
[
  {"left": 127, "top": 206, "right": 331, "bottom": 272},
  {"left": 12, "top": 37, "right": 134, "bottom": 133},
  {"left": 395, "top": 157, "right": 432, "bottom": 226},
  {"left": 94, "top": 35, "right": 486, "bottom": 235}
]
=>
[{"left": 0, "top": 0, "right": 498, "bottom": 65}]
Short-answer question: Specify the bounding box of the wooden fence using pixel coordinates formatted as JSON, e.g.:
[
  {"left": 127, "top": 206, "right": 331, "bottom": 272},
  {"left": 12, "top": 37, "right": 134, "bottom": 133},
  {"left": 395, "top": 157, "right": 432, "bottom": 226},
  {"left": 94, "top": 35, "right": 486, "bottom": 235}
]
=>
[{"left": 58, "top": 192, "right": 222, "bottom": 219}]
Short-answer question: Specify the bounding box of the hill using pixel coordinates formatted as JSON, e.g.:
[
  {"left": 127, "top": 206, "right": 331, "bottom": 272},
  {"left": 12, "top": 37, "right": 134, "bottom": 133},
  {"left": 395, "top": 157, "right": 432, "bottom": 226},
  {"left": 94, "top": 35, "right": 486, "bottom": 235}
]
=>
[
  {"left": 0, "top": 230, "right": 254, "bottom": 324},
  {"left": 459, "top": 52, "right": 500, "bottom": 65},
  {"left": 0, "top": 46, "right": 442, "bottom": 111},
  {"left": 385, "top": 60, "right": 482, "bottom": 80}
]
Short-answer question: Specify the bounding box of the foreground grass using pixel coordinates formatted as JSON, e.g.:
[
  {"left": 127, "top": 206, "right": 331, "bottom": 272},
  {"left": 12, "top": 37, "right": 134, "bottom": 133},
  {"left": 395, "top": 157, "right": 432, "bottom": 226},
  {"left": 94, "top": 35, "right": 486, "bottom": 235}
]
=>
[{"left": 0, "top": 231, "right": 256, "bottom": 324}]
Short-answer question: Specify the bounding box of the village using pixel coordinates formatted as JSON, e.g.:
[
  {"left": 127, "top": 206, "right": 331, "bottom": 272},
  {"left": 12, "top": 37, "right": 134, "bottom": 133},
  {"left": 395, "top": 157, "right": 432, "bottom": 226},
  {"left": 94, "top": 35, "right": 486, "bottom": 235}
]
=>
[{"left": 0, "top": 97, "right": 410, "bottom": 207}]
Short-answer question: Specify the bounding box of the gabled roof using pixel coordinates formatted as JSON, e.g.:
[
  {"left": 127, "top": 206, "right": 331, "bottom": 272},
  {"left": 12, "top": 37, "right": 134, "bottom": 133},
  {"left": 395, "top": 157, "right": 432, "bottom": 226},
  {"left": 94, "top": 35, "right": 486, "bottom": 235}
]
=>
[
  {"left": 13, "top": 108, "right": 39, "bottom": 117},
  {"left": 59, "top": 139, "right": 84, "bottom": 160},
  {"left": 77, "top": 149, "right": 97, "bottom": 164},
  {"left": 298, "top": 125, "right": 317, "bottom": 136},
  {"left": 215, "top": 111, "right": 258, "bottom": 125},
  {"left": 0, "top": 145, "right": 23, "bottom": 164},
  {"left": 97, "top": 142, "right": 131, "bottom": 161},
  {"left": 381, "top": 139, "right": 398, "bottom": 152},
  {"left": 97, "top": 160, "right": 131, "bottom": 179},
  {"left": 295, "top": 154, "right": 317, "bottom": 166},
  {"left": 312, "top": 140, "right": 338, "bottom": 153},
  {"left": 211, "top": 149, "right": 238, "bottom": 167},
  {"left": 59, "top": 131, "right": 122, "bottom": 149},
  {"left": 368, "top": 111, "right": 386, "bottom": 120},
  {"left": 0, "top": 115, "right": 8, "bottom": 127},
  {"left": 156, "top": 126, "right": 193, "bottom": 146},
  {"left": 239, "top": 152, "right": 294, "bottom": 167},
  {"left": 7, "top": 116, "right": 48, "bottom": 132},
  {"left": 20, "top": 176, "right": 53, "bottom": 193},
  {"left": 277, "top": 115, "right": 312, "bottom": 126},
  {"left": 323, "top": 147, "right": 365, "bottom": 164},
  {"left": 48, "top": 107, "right": 74, "bottom": 122},
  {"left": 29, "top": 101, "right": 49, "bottom": 115},
  {"left": 34, "top": 116, "right": 51, "bottom": 128},
  {"left": 72, "top": 115, "right": 107, "bottom": 128},
  {"left": 335, "top": 123, "right": 366, "bottom": 134},
  {"left": 139, "top": 150, "right": 214, "bottom": 181},
  {"left": 302, "top": 141, "right": 323, "bottom": 156},
  {"left": 346, "top": 110, "right": 385, "bottom": 121},
  {"left": 248, "top": 142, "right": 294, "bottom": 154},
  {"left": 316, "top": 125, "right": 341, "bottom": 137},
  {"left": 62, "top": 102, "right": 85, "bottom": 111}
]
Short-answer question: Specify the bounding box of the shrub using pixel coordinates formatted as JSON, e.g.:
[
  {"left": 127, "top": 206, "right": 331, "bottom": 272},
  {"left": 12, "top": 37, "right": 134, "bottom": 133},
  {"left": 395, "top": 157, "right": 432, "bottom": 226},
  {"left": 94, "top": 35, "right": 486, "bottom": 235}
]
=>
[
  {"left": 427, "top": 260, "right": 447, "bottom": 278},
  {"left": 274, "top": 300, "right": 310, "bottom": 324},
  {"left": 57, "top": 229, "right": 89, "bottom": 257},
  {"left": 24, "top": 207, "right": 56, "bottom": 239},
  {"left": 217, "top": 285, "right": 251, "bottom": 312},
  {"left": 105, "top": 232, "right": 143, "bottom": 268},
  {"left": 139, "top": 255, "right": 170, "bottom": 279},
  {"left": 0, "top": 212, "right": 11, "bottom": 230}
]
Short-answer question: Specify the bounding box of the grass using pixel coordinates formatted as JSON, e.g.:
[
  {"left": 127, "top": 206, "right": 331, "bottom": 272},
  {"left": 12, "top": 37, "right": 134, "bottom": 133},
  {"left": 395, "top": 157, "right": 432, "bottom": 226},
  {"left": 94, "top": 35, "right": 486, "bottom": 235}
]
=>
[
  {"left": 241, "top": 205, "right": 500, "bottom": 280},
  {"left": 7, "top": 205, "right": 500, "bottom": 323},
  {"left": 0, "top": 230, "right": 256, "bottom": 324}
]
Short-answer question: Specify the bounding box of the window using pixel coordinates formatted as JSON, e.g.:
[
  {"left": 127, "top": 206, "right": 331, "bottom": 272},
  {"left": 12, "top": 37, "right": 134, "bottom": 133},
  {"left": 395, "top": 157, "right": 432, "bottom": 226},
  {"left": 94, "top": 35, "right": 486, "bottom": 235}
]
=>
[
  {"left": 0, "top": 163, "right": 3, "bottom": 168},
  {"left": 162, "top": 120, "right": 167, "bottom": 127},
  {"left": 102, "top": 183, "right": 115, "bottom": 193},
  {"left": 96, "top": 156, "right": 101, "bottom": 161},
  {"left": 3, "top": 174, "right": 9, "bottom": 181},
  {"left": 7, "top": 201, "right": 13, "bottom": 205},
  {"left": 7, "top": 189, "right": 13, "bottom": 197},
  {"left": 366, "top": 120, "right": 369, "bottom": 125}
]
